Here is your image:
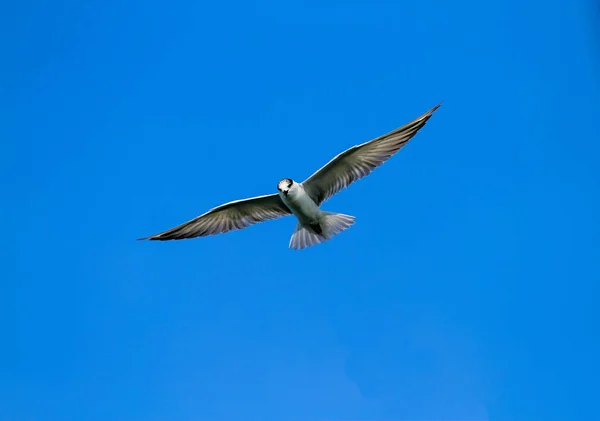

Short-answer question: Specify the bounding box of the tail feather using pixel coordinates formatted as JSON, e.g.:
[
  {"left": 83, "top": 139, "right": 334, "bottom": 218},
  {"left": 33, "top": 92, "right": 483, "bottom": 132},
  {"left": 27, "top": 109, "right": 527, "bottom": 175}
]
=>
[
  {"left": 320, "top": 212, "right": 355, "bottom": 239},
  {"left": 289, "top": 223, "right": 325, "bottom": 250},
  {"left": 289, "top": 212, "right": 355, "bottom": 250}
]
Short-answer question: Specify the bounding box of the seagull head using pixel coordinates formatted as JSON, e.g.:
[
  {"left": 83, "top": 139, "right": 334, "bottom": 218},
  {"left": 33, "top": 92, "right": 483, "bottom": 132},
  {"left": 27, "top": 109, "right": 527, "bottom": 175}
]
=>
[{"left": 277, "top": 178, "right": 294, "bottom": 196}]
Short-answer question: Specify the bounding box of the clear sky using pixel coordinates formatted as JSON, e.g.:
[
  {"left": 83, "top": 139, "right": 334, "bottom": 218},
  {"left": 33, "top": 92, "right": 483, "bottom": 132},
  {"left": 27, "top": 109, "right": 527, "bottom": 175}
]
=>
[{"left": 2, "top": 0, "right": 599, "bottom": 420}]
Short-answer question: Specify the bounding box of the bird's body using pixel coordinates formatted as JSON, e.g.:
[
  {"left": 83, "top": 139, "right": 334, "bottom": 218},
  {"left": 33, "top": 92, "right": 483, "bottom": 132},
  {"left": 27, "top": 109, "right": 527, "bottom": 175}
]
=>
[
  {"left": 278, "top": 180, "right": 319, "bottom": 225},
  {"left": 276, "top": 179, "right": 356, "bottom": 249},
  {"left": 139, "top": 103, "right": 441, "bottom": 250}
]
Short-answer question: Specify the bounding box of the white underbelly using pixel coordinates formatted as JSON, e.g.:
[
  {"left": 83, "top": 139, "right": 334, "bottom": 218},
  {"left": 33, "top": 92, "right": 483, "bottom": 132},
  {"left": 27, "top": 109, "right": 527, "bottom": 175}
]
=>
[{"left": 281, "top": 190, "right": 321, "bottom": 224}]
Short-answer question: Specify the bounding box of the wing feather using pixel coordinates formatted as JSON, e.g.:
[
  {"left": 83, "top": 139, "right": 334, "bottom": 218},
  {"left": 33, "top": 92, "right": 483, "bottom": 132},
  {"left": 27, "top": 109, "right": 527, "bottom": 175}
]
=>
[
  {"left": 138, "top": 193, "right": 292, "bottom": 241},
  {"left": 302, "top": 103, "right": 441, "bottom": 205}
]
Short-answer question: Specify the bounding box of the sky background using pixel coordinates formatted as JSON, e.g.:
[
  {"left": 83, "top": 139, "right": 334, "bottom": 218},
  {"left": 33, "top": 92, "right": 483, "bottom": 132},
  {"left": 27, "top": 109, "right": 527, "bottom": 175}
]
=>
[{"left": 2, "top": 0, "right": 600, "bottom": 420}]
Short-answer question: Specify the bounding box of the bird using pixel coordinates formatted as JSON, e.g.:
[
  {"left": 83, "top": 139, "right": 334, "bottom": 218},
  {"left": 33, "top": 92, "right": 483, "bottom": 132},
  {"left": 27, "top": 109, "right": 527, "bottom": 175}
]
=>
[{"left": 139, "top": 103, "right": 441, "bottom": 250}]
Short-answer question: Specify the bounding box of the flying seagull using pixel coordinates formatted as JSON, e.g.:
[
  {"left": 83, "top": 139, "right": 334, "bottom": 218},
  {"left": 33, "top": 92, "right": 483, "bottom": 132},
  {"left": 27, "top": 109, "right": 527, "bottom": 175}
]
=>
[{"left": 139, "top": 103, "right": 441, "bottom": 250}]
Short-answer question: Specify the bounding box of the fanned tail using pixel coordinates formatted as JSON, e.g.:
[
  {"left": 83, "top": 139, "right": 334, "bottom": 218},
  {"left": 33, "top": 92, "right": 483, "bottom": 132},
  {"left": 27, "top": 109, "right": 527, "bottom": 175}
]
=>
[
  {"left": 319, "top": 212, "right": 355, "bottom": 239},
  {"left": 289, "top": 223, "right": 325, "bottom": 250},
  {"left": 289, "top": 212, "right": 355, "bottom": 250}
]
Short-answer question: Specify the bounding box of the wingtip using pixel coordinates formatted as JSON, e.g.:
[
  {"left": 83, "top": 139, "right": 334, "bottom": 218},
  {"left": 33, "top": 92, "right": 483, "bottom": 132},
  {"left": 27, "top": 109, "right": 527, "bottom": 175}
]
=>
[{"left": 431, "top": 101, "right": 443, "bottom": 112}]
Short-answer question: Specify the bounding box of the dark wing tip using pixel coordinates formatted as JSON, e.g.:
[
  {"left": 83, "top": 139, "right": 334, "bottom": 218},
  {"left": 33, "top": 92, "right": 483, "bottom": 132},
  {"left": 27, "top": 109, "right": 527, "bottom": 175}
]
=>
[
  {"left": 412, "top": 102, "right": 442, "bottom": 127},
  {"left": 137, "top": 235, "right": 163, "bottom": 241},
  {"left": 428, "top": 102, "right": 443, "bottom": 115}
]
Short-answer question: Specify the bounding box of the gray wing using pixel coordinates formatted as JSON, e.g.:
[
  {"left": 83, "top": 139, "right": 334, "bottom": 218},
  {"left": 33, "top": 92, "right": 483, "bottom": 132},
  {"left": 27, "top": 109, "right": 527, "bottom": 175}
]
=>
[
  {"left": 138, "top": 193, "right": 292, "bottom": 241},
  {"left": 302, "top": 104, "right": 441, "bottom": 205}
]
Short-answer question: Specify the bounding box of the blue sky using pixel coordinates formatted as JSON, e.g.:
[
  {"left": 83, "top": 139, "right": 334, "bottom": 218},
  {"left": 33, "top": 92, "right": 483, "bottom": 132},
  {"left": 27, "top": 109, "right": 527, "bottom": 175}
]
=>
[{"left": 2, "top": 0, "right": 600, "bottom": 420}]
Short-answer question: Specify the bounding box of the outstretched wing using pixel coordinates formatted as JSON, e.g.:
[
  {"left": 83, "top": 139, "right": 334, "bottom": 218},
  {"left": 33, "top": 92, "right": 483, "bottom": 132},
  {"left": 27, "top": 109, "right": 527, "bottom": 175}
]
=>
[
  {"left": 302, "top": 103, "right": 441, "bottom": 205},
  {"left": 139, "top": 193, "right": 292, "bottom": 241}
]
